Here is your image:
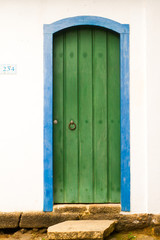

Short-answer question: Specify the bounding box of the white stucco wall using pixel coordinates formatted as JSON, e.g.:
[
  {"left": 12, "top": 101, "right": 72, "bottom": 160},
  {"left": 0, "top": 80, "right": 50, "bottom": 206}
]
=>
[
  {"left": 0, "top": 0, "right": 159, "bottom": 213},
  {"left": 146, "top": 0, "right": 160, "bottom": 213}
]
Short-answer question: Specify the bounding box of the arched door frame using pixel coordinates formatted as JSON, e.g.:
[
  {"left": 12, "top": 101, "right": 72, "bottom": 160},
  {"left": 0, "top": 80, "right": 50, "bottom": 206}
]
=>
[{"left": 43, "top": 16, "right": 130, "bottom": 212}]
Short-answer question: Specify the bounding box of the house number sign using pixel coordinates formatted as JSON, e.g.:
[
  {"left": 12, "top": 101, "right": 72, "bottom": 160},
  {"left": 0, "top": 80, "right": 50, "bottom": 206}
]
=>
[{"left": 0, "top": 64, "right": 17, "bottom": 74}]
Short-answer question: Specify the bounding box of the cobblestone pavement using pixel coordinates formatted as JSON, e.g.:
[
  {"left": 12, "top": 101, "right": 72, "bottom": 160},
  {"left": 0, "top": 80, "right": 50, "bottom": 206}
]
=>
[
  {"left": 107, "top": 228, "right": 160, "bottom": 240},
  {"left": 0, "top": 227, "right": 160, "bottom": 240},
  {"left": 0, "top": 229, "right": 48, "bottom": 240}
]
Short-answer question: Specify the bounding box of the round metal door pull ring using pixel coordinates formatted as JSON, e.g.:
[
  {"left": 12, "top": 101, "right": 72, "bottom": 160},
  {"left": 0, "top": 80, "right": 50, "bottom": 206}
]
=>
[{"left": 69, "top": 120, "right": 76, "bottom": 130}]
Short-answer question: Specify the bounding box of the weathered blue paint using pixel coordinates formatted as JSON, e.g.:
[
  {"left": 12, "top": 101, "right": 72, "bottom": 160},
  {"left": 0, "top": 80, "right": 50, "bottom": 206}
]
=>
[
  {"left": 120, "top": 33, "right": 130, "bottom": 211},
  {"left": 43, "top": 33, "right": 53, "bottom": 211},
  {"left": 44, "top": 16, "right": 129, "bottom": 34},
  {"left": 43, "top": 16, "right": 130, "bottom": 212}
]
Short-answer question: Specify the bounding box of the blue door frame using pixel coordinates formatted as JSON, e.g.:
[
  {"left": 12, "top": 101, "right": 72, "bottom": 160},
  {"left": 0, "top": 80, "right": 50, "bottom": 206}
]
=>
[{"left": 43, "top": 16, "right": 130, "bottom": 212}]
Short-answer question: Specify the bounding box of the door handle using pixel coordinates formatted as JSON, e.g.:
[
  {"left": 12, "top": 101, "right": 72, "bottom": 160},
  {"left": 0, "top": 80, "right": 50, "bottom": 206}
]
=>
[
  {"left": 68, "top": 120, "right": 76, "bottom": 130},
  {"left": 53, "top": 120, "right": 58, "bottom": 124}
]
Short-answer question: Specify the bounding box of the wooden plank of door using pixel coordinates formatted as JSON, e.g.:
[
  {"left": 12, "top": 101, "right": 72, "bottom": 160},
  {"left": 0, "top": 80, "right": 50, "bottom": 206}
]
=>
[
  {"left": 93, "top": 29, "right": 108, "bottom": 202},
  {"left": 64, "top": 29, "right": 79, "bottom": 203},
  {"left": 108, "top": 31, "right": 120, "bottom": 203},
  {"left": 78, "top": 28, "right": 93, "bottom": 202},
  {"left": 53, "top": 33, "right": 64, "bottom": 203}
]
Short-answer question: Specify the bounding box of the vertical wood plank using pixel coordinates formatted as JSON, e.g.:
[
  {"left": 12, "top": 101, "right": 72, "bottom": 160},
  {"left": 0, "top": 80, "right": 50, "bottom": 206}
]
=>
[
  {"left": 93, "top": 29, "right": 108, "bottom": 202},
  {"left": 53, "top": 33, "right": 64, "bottom": 203},
  {"left": 108, "top": 31, "right": 120, "bottom": 203},
  {"left": 64, "top": 29, "right": 78, "bottom": 203},
  {"left": 78, "top": 28, "right": 93, "bottom": 202}
]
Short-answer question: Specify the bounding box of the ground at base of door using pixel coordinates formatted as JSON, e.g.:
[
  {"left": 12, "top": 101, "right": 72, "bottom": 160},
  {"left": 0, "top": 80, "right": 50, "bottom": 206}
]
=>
[
  {"left": 1, "top": 227, "right": 160, "bottom": 240},
  {"left": 108, "top": 227, "right": 160, "bottom": 240},
  {"left": 0, "top": 228, "right": 47, "bottom": 240}
]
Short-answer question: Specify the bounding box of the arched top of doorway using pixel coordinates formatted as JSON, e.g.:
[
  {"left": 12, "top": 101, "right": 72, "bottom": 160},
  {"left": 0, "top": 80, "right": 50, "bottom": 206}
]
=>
[{"left": 44, "top": 16, "right": 129, "bottom": 34}]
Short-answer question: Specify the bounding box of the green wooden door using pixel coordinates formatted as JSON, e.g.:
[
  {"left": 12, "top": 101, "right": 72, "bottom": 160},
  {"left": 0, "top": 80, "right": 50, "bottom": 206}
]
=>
[{"left": 53, "top": 26, "right": 120, "bottom": 203}]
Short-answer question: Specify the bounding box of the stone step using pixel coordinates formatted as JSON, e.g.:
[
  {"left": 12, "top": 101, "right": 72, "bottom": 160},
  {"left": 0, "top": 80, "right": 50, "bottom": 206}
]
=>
[
  {"left": 48, "top": 220, "right": 116, "bottom": 240},
  {"left": 53, "top": 204, "right": 121, "bottom": 215}
]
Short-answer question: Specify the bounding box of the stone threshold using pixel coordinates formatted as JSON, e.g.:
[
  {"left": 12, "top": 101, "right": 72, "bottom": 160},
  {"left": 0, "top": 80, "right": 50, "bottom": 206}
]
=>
[
  {"left": 0, "top": 204, "right": 160, "bottom": 231},
  {"left": 48, "top": 220, "right": 116, "bottom": 240}
]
